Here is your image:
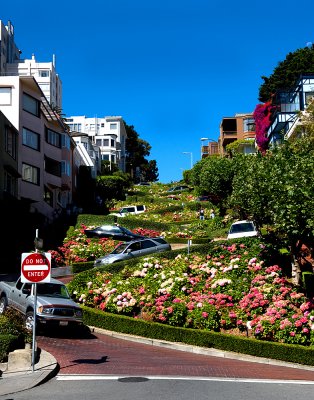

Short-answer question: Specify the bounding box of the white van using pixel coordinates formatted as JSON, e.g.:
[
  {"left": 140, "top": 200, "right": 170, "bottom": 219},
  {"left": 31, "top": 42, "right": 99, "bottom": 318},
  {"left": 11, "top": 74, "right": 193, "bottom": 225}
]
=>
[
  {"left": 227, "top": 220, "right": 260, "bottom": 240},
  {"left": 111, "top": 205, "right": 146, "bottom": 218}
]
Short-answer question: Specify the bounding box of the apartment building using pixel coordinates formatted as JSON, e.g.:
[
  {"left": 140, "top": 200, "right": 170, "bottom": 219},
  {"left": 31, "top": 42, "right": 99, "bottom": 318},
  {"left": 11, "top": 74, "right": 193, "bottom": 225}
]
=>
[
  {"left": 65, "top": 115, "right": 127, "bottom": 172},
  {"left": 218, "top": 113, "right": 256, "bottom": 156},
  {"left": 0, "top": 75, "right": 72, "bottom": 222},
  {"left": 0, "top": 110, "right": 19, "bottom": 202},
  {"left": 0, "top": 20, "right": 21, "bottom": 74},
  {"left": 266, "top": 74, "right": 314, "bottom": 144},
  {"left": 6, "top": 53, "right": 62, "bottom": 110}
]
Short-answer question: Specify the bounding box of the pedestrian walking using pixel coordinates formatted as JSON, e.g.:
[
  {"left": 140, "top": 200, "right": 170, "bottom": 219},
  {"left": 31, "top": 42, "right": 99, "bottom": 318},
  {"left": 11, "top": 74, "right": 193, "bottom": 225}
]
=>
[
  {"left": 210, "top": 209, "right": 215, "bottom": 219},
  {"left": 199, "top": 207, "right": 205, "bottom": 220}
]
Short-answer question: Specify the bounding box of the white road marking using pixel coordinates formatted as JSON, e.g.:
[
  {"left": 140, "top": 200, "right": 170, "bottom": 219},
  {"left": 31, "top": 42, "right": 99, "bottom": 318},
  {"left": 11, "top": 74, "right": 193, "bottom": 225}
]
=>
[{"left": 56, "top": 375, "right": 314, "bottom": 384}]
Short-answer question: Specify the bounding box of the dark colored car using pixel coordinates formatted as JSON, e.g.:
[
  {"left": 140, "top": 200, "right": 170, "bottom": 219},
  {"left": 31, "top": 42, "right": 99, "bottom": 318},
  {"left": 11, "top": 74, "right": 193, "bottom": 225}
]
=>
[
  {"left": 84, "top": 225, "right": 145, "bottom": 241},
  {"left": 94, "top": 237, "right": 171, "bottom": 266}
]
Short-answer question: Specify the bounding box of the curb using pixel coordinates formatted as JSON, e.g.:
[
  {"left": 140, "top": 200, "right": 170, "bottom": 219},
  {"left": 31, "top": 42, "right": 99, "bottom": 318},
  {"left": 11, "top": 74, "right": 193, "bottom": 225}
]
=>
[{"left": 0, "top": 349, "right": 58, "bottom": 396}]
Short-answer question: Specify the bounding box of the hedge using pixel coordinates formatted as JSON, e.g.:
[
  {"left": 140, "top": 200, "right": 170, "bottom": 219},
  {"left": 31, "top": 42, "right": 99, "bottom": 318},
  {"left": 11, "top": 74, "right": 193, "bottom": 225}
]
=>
[
  {"left": 0, "top": 334, "right": 24, "bottom": 362},
  {"left": 82, "top": 306, "right": 314, "bottom": 366}
]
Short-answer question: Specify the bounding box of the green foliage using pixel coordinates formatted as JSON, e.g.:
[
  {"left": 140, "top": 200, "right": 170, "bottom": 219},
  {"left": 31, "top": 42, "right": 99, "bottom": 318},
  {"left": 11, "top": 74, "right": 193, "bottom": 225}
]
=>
[
  {"left": 82, "top": 306, "right": 314, "bottom": 366},
  {"left": 190, "top": 156, "right": 234, "bottom": 202},
  {"left": 258, "top": 46, "right": 314, "bottom": 102}
]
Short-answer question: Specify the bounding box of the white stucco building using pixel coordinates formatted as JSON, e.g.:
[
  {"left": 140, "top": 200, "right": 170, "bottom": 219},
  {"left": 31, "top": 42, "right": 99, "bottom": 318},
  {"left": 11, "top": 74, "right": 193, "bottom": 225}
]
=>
[{"left": 65, "top": 115, "right": 127, "bottom": 172}]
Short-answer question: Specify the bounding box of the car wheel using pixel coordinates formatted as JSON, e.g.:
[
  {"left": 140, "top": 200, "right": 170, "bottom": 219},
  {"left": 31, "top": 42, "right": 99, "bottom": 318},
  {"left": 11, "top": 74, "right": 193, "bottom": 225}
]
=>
[
  {"left": 0, "top": 297, "right": 8, "bottom": 314},
  {"left": 25, "top": 311, "right": 35, "bottom": 332}
]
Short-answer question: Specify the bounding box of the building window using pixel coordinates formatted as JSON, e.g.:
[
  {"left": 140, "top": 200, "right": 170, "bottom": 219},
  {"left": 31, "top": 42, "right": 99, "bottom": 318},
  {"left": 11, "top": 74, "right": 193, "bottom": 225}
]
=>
[
  {"left": 61, "top": 134, "right": 71, "bottom": 149},
  {"left": 102, "top": 154, "right": 109, "bottom": 161},
  {"left": 101, "top": 123, "right": 104, "bottom": 127},
  {"left": 4, "top": 171, "right": 17, "bottom": 197},
  {"left": 39, "top": 70, "right": 50, "bottom": 77},
  {"left": 95, "top": 139, "right": 102, "bottom": 146},
  {"left": 39, "top": 83, "right": 50, "bottom": 92},
  {"left": 5, "top": 125, "right": 17, "bottom": 159},
  {"left": 45, "top": 156, "right": 61, "bottom": 177},
  {"left": 0, "top": 87, "right": 12, "bottom": 105},
  {"left": 22, "top": 127, "right": 40, "bottom": 151},
  {"left": 46, "top": 127, "right": 61, "bottom": 148},
  {"left": 22, "top": 163, "right": 40, "bottom": 185},
  {"left": 111, "top": 139, "right": 115, "bottom": 147},
  {"left": 110, "top": 123, "right": 117, "bottom": 130},
  {"left": 305, "top": 92, "right": 314, "bottom": 106},
  {"left": 44, "top": 185, "right": 53, "bottom": 206},
  {"left": 23, "top": 93, "right": 40, "bottom": 117},
  {"left": 61, "top": 160, "right": 70, "bottom": 176},
  {"left": 103, "top": 139, "right": 109, "bottom": 146},
  {"left": 243, "top": 118, "right": 256, "bottom": 132}
]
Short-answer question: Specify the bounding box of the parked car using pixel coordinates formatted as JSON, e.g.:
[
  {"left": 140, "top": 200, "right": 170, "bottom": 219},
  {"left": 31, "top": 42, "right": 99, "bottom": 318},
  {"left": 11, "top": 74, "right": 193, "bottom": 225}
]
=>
[
  {"left": 135, "top": 182, "right": 151, "bottom": 186},
  {"left": 167, "top": 185, "right": 192, "bottom": 192},
  {"left": 94, "top": 237, "right": 171, "bottom": 266},
  {"left": 84, "top": 225, "right": 145, "bottom": 241},
  {"left": 110, "top": 205, "right": 147, "bottom": 218},
  {"left": 227, "top": 220, "right": 260, "bottom": 240}
]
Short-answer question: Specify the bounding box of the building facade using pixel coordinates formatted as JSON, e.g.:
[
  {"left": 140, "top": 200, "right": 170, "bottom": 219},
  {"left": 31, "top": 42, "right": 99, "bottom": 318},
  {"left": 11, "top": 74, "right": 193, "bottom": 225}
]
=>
[
  {"left": 266, "top": 74, "right": 314, "bottom": 145},
  {"left": 0, "top": 75, "right": 72, "bottom": 222},
  {"left": 65, "top": 115, "right": 127, "bottom": 172},
  {"left": 218, "top": 113, "right": 256, "bottom": 156}
]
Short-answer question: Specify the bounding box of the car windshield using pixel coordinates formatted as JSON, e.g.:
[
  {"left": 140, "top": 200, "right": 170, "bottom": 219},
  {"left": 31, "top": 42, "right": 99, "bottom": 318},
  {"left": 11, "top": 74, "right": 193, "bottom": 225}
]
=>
[
  {"left": 37, "top": 283, "right": 71, "bottom": 299},
  {"left": 112, "top": 243, "right": 130, "bottom": 254},
  {"left": 229, "top": 222, "right": 255, "bottom": 234}
]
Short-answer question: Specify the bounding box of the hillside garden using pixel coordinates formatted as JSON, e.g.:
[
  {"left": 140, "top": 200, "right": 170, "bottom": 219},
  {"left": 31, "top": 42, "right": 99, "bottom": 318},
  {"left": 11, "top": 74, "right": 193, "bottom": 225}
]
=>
[{"left": 46, "top": 177, "right": 314, "bottom": 352}]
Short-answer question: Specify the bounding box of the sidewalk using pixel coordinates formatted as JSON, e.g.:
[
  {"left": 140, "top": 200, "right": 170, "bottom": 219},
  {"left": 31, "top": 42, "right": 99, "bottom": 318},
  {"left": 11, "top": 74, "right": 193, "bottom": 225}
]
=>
[{"left": 0, "top": 348, "right": 58, "bottom": 396}]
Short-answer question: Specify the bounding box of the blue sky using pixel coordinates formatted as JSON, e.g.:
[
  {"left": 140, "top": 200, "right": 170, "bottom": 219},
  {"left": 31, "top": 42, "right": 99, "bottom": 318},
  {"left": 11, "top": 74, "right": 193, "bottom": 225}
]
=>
[{"left": 2, "top": 1, "right": 314, "bottom": 183}]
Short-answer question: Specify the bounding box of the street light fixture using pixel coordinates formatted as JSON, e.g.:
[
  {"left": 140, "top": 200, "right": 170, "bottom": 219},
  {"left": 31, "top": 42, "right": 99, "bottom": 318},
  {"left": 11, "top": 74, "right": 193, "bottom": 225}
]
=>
[{"left": 182, "top": 152, "right": 193, "bottom": 169}]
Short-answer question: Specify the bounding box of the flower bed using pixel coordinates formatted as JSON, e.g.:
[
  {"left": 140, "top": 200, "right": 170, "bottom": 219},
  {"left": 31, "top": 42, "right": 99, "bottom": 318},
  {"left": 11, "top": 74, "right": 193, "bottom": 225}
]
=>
[{"left": 68, "top": 239, "right": 314, "bottom": 346}]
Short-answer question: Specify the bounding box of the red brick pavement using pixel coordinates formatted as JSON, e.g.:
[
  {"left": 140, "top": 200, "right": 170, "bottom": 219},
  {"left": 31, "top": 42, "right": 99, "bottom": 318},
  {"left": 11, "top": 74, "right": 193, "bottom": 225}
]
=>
[{"left": 37, "top": 330, "right": 314, "bottom": 381}]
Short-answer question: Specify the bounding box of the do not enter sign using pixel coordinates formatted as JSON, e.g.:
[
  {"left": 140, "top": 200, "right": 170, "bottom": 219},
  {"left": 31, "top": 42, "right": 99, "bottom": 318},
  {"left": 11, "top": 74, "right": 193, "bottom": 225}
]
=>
[{"left": 21, "top": 252, "right": 51, "bottom": 283}]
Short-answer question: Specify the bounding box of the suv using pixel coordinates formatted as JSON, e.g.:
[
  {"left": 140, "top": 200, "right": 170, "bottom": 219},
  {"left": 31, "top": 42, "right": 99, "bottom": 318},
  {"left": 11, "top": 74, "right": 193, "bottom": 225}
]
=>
[
  {"left": 110, "top": 205, "right": 146, "bottom": 218},
  {"left": 227, "top": 220, "right": 260, "bottom": 240}
]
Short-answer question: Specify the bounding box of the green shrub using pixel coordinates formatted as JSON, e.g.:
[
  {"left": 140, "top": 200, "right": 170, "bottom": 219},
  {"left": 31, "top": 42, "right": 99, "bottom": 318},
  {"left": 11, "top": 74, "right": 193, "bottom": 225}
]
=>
[{"left": 82, "top": 306, "right": 314, "bottom": 366}]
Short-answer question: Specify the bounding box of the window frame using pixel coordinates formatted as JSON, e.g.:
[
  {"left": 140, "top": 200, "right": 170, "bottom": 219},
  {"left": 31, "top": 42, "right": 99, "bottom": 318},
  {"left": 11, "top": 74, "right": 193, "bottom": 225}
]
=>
[{"left": 22, "top": 163, "right": 40, "bottom": 185}]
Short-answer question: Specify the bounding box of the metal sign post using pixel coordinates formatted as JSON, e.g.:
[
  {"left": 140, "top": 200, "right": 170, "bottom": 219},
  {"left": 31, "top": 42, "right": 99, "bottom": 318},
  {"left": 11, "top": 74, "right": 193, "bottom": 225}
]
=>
[{"left": 31, "top": 282, "right": 37, "bottom": 372}]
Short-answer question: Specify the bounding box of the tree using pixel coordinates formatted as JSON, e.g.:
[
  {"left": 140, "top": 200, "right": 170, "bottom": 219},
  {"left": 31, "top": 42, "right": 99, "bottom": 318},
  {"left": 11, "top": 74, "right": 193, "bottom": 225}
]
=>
[
  {"left": 258, "top": 46, "right": 314, "bottom": 103},
  {"left": 140, "top": 160, "right": 159, "bottom": 182},
  {"left": 124, "top": 122, "right": 159, "bottom": 182},
  {"left": 190, "top": 156, "right": 235, "bottom": 210}
]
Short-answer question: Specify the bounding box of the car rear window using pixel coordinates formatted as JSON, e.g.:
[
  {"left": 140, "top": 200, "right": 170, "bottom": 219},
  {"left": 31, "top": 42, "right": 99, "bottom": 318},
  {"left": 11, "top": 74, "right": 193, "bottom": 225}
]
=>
[
  {"left": 140, "top": 240, "right": 156, "bottom": 249},
  {"left": 136, "top": 205, "right": 145, "bottom": 211},
  {"left": 230, "top": 222, "right": 255, "bottom": 233},
  {"left": 153, "top": 238, "right": 168, "bottom": 244}
]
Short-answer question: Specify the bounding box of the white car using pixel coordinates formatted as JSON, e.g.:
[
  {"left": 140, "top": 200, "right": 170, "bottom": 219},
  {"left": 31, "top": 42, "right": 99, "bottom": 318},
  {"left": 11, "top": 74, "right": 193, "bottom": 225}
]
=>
[
  {"left": 227, "top": 220, "right": 260, "bottom": 240},
  {"left": 110, "top": 205, "right": 146, "bottom": 218}
]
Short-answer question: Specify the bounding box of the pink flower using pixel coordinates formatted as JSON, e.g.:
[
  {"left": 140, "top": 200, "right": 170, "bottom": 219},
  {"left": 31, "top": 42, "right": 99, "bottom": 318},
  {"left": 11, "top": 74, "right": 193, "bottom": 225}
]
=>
[{"left": 202, "top": 312, "right": 208, "bottom": 318}]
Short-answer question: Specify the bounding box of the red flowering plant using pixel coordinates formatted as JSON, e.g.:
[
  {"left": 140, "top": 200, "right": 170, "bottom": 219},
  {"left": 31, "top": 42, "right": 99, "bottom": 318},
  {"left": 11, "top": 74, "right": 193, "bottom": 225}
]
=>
[
  {"left": 68, "top": 239, "right": 314, "bottom": 345},
  {"left": 253, "top": 100, "right": 277, "bottom": 154},
  {"left": 48, "top": 225, "right": 117, "bottom": 266}
]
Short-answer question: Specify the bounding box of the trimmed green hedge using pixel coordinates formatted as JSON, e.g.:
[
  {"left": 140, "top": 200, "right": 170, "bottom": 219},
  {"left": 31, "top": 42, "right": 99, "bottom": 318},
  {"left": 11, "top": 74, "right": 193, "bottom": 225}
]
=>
[
  {"left": 82, "top": 306, "right": 314, "bottom": 366},
  {"left": 0, "top": 334, "right": 24, "bottom": 362}
]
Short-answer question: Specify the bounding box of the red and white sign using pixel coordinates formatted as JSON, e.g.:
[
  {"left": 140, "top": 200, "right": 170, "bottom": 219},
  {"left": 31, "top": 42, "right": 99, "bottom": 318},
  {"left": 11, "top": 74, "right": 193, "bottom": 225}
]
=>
[{"left": 21, "top": 252, "right": 51, "bottom": 283}]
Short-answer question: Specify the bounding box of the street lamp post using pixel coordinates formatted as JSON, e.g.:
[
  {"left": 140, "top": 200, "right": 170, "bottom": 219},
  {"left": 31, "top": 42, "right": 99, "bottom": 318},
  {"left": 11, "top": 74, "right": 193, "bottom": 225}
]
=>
[{"left": 182, "top": 152, "right": 193, "bottom": 169}]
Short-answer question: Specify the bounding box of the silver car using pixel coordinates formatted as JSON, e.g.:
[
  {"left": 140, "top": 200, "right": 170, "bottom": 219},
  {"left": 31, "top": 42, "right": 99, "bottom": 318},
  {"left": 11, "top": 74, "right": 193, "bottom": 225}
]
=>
[{"left": 94, "top": 237, "right": 171, "bottom": 266}]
